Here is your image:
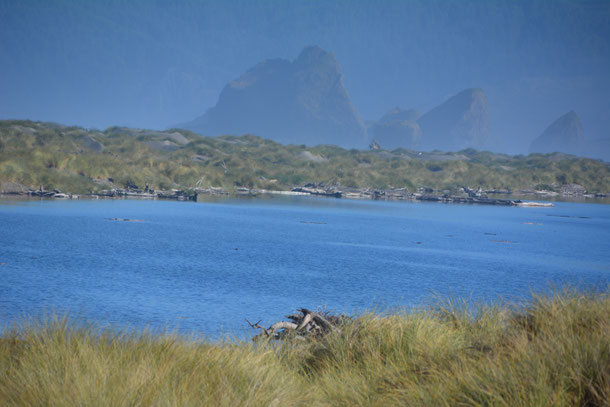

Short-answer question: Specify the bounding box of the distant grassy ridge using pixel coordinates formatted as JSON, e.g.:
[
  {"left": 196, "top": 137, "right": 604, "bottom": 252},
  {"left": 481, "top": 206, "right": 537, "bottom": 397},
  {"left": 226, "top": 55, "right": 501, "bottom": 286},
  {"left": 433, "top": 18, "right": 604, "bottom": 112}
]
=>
[
  {"left": 1, "top": 290, "right": 608, "bottom": 406},
  {"left": 1, "top": 119, "right": 609, "bottom": 194}
]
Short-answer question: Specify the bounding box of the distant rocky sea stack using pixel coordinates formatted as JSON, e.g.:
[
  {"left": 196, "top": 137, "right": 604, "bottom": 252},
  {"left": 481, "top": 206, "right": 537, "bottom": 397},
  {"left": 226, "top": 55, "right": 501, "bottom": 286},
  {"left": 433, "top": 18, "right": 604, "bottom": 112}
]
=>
[
  {"left": 417, "top": 88, "right": 490, "bottom": 151},
  {"left": 182, "top": 46, "right": 367, "bottom": 148},
  {"left": 368, "top": 108, "right": 422, "bottom": 150},
  {"left": 529, "top": 111, "right": 584, "bottom": 155},
  {"left": 369, "top": 89, "right": 490, "bottom": 152}
]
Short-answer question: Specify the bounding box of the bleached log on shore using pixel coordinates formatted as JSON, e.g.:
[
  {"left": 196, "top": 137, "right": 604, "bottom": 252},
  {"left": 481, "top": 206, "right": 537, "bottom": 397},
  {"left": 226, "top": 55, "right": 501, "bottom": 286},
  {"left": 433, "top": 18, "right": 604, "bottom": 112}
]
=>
[{"left": 247, "top": 308, "right": 347, "bottom": 342}]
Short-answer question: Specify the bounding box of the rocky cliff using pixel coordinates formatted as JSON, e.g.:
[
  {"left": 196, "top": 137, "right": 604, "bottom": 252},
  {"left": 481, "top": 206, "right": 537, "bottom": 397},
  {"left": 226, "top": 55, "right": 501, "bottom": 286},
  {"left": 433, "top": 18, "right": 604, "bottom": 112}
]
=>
[
  {"left": 183, "top": 46, "right": 367, "bottom": 148},
  {"left": 529, "top": 111, "right": 584, "bottom": 155},
  {"left": 366, "top": 108, "right": 421, "bottom": 150},
  {"left": 377, "top": 108, "right": 421, "bottom": 124},
  {"left": 369, "top": 120, "right": 421, "bottom": 150},
  {"left": 417, "top": 88, "right": 489, "bottom": 151}
]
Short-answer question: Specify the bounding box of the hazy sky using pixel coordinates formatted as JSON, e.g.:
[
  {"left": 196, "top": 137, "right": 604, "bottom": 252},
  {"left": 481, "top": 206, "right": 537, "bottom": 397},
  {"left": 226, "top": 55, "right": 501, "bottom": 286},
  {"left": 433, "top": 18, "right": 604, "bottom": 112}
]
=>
[{"left": 1, "top": 0, "right": 609, "bottom": 153}]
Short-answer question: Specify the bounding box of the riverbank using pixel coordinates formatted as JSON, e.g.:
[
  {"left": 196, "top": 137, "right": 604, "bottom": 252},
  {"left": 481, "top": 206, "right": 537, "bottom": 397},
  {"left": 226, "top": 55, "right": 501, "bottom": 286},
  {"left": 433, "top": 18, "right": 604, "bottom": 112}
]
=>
[
  {"left": 2, "top": 120, "right": 610, "bottom": 206},
  {"left": 0, "top": 183, "right": 564, "bottom": 207},
  {"left": 1, "top": 290, "right": 607, "bottom": 406}
]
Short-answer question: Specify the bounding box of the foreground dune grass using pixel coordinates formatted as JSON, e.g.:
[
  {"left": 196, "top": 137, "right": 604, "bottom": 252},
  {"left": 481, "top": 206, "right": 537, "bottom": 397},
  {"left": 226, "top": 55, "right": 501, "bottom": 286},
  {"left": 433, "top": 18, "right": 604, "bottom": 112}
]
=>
[{"left": 1, "top": 290, "right": 608, "bottom": 406}]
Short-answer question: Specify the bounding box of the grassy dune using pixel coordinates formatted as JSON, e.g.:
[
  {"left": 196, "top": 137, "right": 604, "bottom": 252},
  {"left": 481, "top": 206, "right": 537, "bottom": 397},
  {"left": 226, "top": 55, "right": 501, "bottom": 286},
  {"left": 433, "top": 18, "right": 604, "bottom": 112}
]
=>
[
  {"left": 1, "top": 290, "right": 608, "bottom": 406},
  {"left": 1, "top": 120, "right": 609, "bottom": 194}
]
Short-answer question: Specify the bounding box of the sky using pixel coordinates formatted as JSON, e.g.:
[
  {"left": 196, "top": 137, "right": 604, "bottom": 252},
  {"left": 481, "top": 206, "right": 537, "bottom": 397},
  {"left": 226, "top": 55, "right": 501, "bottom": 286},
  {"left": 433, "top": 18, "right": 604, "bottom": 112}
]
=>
[{"left": 1, "top": 0, "right": 609, "bottom": 154}]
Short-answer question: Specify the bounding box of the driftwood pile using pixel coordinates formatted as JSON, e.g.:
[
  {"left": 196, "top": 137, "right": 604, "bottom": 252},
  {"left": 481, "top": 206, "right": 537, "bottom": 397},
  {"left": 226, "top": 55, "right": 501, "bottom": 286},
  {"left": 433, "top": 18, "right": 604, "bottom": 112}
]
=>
[{"left": 246, "top": 308, "right": 347, "bottom": 342}]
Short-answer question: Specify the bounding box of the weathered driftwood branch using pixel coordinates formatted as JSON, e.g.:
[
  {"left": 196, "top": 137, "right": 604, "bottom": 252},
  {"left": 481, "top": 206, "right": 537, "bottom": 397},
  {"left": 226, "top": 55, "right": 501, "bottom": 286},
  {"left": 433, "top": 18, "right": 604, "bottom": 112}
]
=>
[
  {"left": 247, "top": 308, "right": 347, "bottom": 342},
  {"left": 245, "top": 319, "right": 270, "bottom": 337},
  {"left": 298, "top": 308, "right": 335, "bottom": 332},
  {"left": 270, "top": 321, "right": 298, "bottom": 331}
]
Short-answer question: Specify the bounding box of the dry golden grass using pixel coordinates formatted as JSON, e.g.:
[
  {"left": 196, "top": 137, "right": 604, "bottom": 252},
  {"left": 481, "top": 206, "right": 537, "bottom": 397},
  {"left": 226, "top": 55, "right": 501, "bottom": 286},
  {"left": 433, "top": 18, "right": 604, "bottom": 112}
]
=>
[{"left": 1, "top": 290, "right": 608, "bottom": 406}]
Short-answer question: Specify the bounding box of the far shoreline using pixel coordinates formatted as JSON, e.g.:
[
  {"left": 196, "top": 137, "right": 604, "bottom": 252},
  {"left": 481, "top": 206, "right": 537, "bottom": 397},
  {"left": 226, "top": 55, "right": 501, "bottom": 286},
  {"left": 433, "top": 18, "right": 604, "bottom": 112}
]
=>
[
  {"left": 4, "top": 182, "right": 610, "bottom": 206},
  {"left": 4, "top": 188, "right": 606, "bottom": 206}
]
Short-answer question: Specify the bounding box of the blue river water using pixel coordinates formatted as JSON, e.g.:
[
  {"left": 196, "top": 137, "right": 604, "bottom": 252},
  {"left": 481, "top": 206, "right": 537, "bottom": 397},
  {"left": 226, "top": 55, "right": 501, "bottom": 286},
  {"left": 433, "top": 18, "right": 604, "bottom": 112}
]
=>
[{"left": 1, "top": 196, "right": 608, "bottom": 339}]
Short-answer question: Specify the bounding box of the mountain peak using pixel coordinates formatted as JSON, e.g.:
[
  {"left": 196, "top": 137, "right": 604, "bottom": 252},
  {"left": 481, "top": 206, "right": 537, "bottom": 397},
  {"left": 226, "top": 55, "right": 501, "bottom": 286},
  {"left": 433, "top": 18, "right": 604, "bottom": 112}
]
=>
[
  {"left": 530, "top": 111, "right": 584, "bottom": 154},
  {"left": 182, "top": 46, "right": 366, "bottom": 147},
  {"left": 417, "top": 88, "right": 489, "bottom": 151},
  {"left": 296, "top": 45, "right": 328, "bottom": 60}
]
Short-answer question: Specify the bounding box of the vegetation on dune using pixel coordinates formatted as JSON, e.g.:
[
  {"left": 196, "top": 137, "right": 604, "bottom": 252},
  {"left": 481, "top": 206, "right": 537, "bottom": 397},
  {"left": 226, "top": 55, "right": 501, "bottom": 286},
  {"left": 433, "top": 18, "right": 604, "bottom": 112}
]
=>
[
  {"left": 1, "top": 290, "right": 608, "bottom": 406},
  {"left": 1, "top": 120, "right": 609, "bottom": 194}
]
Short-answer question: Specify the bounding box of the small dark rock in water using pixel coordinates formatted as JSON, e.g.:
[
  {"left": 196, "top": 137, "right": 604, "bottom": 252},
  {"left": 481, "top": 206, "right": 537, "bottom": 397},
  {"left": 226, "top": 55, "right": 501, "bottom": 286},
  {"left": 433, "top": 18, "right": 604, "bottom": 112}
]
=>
[
  {"left": 104, "top": 218, "right": 144, "bottom": 222},
  {"left": 234, "top": 248, "right": 238, "bottom": 250},
  {"left": 415, "top": 241, "right": 423, "bottom": 244},
  {"left": 547, "top": 214, "right": 590, "bottom": 219},
  {"left": 300, "top": 221, "right": 327, "bottom": 224},
  {"left": 484, "top": 232, "right": 497, "bottom": 235}
]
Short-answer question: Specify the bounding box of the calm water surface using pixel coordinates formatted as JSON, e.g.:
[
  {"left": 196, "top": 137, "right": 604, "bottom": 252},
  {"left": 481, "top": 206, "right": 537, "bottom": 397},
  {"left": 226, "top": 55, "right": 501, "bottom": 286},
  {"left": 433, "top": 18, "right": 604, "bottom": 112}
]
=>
[{"left": 1, "top": 196, "right": 608, "bottom": 338}]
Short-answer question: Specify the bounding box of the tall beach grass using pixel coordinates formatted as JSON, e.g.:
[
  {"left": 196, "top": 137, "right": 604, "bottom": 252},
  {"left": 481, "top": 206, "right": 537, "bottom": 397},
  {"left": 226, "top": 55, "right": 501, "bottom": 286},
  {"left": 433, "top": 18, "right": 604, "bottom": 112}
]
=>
[{"left": 1, "top": 290, "right": 608, "bottom": 406}]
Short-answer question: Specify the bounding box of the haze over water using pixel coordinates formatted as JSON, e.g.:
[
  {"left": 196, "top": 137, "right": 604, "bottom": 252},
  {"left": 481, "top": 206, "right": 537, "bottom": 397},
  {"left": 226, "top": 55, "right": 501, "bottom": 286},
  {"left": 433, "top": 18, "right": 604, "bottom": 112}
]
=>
[{"left": 1, "top": 197, "right": 608, "bottom": 338}]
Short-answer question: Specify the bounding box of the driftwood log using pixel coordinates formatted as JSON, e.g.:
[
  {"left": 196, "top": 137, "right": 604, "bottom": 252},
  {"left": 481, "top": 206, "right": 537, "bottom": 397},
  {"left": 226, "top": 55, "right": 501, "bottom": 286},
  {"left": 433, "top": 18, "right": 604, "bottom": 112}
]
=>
[{"left": 246, "top": 308, "right": 347, "bottom": 342}]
